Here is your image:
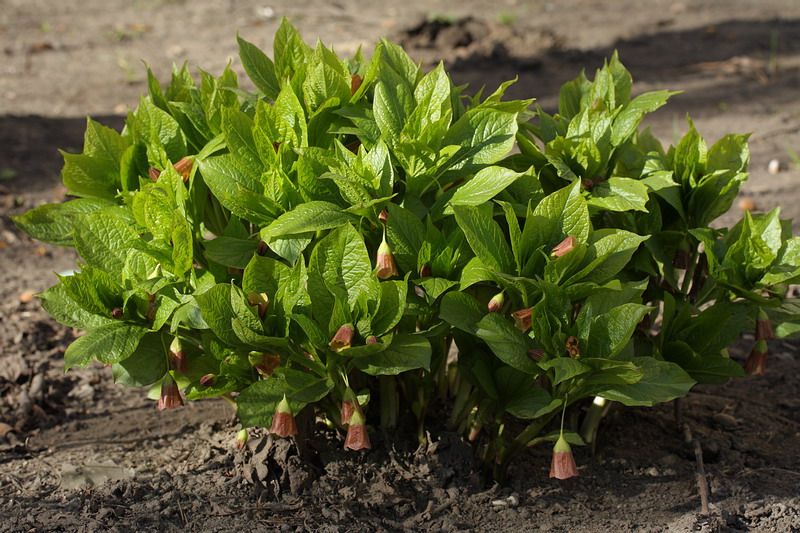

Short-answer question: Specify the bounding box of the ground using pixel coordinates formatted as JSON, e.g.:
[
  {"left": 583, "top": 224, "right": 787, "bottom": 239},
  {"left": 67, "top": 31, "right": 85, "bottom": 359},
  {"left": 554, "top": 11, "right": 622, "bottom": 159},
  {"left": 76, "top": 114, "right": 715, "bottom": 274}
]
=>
[{"left": 1, "top": 1, "right": 800, "bottom": 531}]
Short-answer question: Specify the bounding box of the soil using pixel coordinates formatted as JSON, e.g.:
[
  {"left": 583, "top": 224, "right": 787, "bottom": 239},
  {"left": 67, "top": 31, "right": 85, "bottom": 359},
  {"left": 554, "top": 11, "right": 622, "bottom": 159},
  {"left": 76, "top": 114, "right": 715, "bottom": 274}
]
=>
[{"left": 2, "top": 1, "right": 800, "bottom": 531}]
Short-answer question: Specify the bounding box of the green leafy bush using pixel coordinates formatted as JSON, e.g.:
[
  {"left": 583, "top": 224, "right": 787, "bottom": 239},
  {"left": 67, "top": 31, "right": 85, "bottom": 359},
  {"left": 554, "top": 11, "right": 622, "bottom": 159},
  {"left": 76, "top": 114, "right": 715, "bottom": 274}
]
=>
[{"left": 14, "top": 19, "right": 800, "bottom": 483}]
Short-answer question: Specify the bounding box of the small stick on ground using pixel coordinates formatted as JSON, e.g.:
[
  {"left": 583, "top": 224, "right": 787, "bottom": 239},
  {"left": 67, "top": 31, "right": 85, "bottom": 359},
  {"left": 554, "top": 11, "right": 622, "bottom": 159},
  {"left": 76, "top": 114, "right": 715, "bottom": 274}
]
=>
[{"left": 682, "top": 423, "right": 710, "bottom": 516}]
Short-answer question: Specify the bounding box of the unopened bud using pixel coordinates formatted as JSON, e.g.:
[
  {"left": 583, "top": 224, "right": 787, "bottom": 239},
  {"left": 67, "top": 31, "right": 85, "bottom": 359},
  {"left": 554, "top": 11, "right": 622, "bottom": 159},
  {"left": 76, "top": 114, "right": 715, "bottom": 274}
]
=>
[
  {"left": 419, "top": 264, "right": 432, "bottom": 278},
  {"left": 157, "top": 375, "right": 184, "bottom": 411},
  {"left": 111, "top": 307, "right": 124, "bottom": 319},
  {"left": 551, "top": 236, "right": 577, "bottom": 258},
  {"left": 235, "top": 428, "right": 249, "bottom": 450},
  {"left": 169, "top": 337, "right": 188, "bottom": 374},
  {"left": 351, "top": 74, "right": 363, "bottom": 95},
  {"left": 487, "top": 292, "right": 505, "bottom": 314},
  {"left": 744, "top": 339, "right": 768, "bottom": 376},
  {"left": 269, "top": 395, "right": 298, "bottom": 438},
  {"left": 149, "top": 167, "right": 161, "bottom": 181},
  {"left": 250, "top": 352, "right": 281, "bottom": 376},
  {"left": 378, "top": 207, "right": 388, "bottom": 223},
  {"left": 755, "top": 308, "right": 774, "bottom": 341},
  {"left": 199, "top": 374, "right": 216, "bottom": 387},
  {"left": 366, "top": 336, "right": 379, "bottom": 345}
]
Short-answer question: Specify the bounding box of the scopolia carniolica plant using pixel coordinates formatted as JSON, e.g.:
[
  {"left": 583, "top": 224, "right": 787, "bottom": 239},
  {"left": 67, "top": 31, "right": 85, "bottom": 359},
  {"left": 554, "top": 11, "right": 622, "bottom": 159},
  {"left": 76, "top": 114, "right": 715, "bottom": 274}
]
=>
[{"left": 14, "top": 19, "right": 800, "bottom": 484}]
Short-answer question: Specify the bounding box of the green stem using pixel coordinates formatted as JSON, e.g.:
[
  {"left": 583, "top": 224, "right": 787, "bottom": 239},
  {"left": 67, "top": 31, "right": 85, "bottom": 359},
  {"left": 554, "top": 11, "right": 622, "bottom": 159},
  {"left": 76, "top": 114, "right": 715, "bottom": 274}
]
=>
[
  {"left": 680, "top": 247, "right": 700, "bottom": 296},
  {"left": 379, "top": 376, "right": 398, "bottom": 429},
  {"left": 494, "top": 411, "right": 558, "bottom": 484}
]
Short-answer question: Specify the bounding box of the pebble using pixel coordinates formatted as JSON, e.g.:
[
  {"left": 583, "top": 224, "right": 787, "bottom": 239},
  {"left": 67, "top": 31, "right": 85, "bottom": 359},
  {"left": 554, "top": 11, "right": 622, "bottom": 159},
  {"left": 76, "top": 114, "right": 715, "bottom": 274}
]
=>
[
  {"left": 738, "top": 197, "right": 755, "bottom": 211},
  {"left": 768, "top": 158, "right": 780, "bottom": 175},
  {"left": 19, "top": 290, "right": 35, "bottom": 303}
]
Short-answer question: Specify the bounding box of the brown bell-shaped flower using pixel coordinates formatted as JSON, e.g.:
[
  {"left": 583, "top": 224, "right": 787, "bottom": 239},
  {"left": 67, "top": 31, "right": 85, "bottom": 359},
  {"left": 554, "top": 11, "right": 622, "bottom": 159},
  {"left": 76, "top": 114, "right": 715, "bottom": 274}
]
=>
[
  {"left": 513, "top": 307, "right": 533, "bottom": 331},
  {"left": 344, "top": 407, "right": 371, "bottom": 451},
  {"left": 366, "top": 335, "right": 379, "bottom": 345},
  {"left": 199, "top": 374, "right": 216, "bottom": 387},
  {"left": 269, "top": 395, "right": 298, "bottom": 438},
  {"left": 251, "top": 352, "right": 281, "bottom": 376},
  {"left": 419, "top": 264, "right": 432, "bottom": 278},
  {"left": 744, "top": 339, "right": 768, "bottom": 376},
  {"left": 549, "top": 435, "right": 579, "bottom": 480},
  {"left": 755, "top": 308, "right": 774, "bottom": 341},
  {"left": 157, "top": 375, "right": 184, "bottom": 411},
  {"left": 351, "top": 74, "right": 363, "bottom": 95},
  {"left": 551, "top": 236, "right": 577, "bottom": 258},
  {"left": 173, "top": 157, "right": 193, "bottom": 182},
  {"left": 329, "top": 323, "right": 355, "bottom": 352},
  {"left": 376, "top": 239, "right": 399, "bottom": 279},
  {"left": 247, "top": 292, "right": 270, "bottom": 320},
  {"left": 565, "top": 336, "right": 580, "bottom": 358}
]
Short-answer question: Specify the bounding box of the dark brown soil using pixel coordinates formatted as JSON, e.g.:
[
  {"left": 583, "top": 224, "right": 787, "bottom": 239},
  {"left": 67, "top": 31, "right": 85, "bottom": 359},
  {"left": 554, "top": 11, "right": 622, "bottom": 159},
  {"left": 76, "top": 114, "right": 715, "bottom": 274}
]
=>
[{"left": 2, "top": 1, "right": 800, "bottom": 531}]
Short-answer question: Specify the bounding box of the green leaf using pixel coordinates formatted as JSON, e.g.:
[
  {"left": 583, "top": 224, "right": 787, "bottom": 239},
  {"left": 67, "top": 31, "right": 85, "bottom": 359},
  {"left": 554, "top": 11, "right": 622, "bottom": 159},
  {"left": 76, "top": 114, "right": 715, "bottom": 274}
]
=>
[
  {"left": 73, "top": 211, "right": 140, "bottom": 275},
  {"left": 243, "top": 255, "right": 291, "bottom": 296},
  {"left": 452, "top": 204, "right": 514, "bottom": 274},
  {"left": 505, "top": 388, "right": 561, "bottom": 420},
  {"left": 199, "top": 154, "right": 281, "bottom": 225},
  {"left": 663, "top": 341, "right": 746, "bottom": 384},
  {"left": 353, "top": 334, "right": 431, "bottom": 375},
  {"left": 370, "top": 280, "right": 407, "bottom": 335},
  {"left": 568, "top": 230, "right": 648, "bottom": 285},
  {"left": 522, "top": 182, "right": 590, "bottom": 259},
  {"left": 539, "top": 357, "right": 591, "bottom": 385},
  {"left": 588, "top": 177, "right": 650, "bottom": 213},
  {"left": 111, "top": 333, "right": 170, "bottom": 387},
  {"left": 441, "top": 107, "right": 518, "bottom": 178},
  {"left": 385, "top": 204, "right": 425, "bottom": 273},
  {"left": 600, "top": 357, "right": 694, "bottom": 406},
  {"left": 373, "top": 80, "right": 412, "bottom": 140},
  {"left": 439, "top": 291, "right": 484, "bottom": 331},
  {"left": 64, "top": 322, "right": 149, "bottom": 370},
  {"left": 237, "top": 34, "right": 280, "bottom": 100},
  {"left": 12, "top": 198, "right": 114, "bottom": 246},
  {"left": 474, "top": 313, "right": 539, "bottom": 374},
  {"left": 205, "top": 237, "right": 259, "bottom": 269},
  {"left": 262, "top": 201, "right": 354, "bottom": 239},
  {"left": 612, "top": 91, "right": 675, "bottom": 145},
  {"left": 445, "top": 167, "right": 522, "bottom": 212},
  {"left": 583, "top": 304, "right": 651, "bottom": 359},
  {"left": 273, "top": 17, "right": 311, "bottom": 81}
]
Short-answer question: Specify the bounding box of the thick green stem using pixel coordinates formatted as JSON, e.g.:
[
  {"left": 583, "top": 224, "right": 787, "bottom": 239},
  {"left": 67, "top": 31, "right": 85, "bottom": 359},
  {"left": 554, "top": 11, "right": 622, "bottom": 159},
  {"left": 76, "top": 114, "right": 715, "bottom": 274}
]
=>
[
  {"left": 379, "top": 376, "right": 398, "bottom": 429},
  {"left": 494, "top": 411, "right": 558, "bottom": 483}
]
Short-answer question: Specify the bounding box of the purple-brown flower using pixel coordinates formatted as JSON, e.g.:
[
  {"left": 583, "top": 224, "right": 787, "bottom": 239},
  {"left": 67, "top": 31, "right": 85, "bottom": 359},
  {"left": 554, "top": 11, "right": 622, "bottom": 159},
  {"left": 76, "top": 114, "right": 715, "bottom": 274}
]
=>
[
  {"left": 169, "top": 337, "right": 188, "bottom": 374},
  {"left": 269, "top": 396, "right": 298, "bottom": 438},
  {"left": 565, "top": 336, "right": 580, "bottom": 358},
  {"left": 744, "top": 339, "right": 768, "bottom": 376},
  {"left": 253, "top": 353, "right": 281, "bottom": 376},
  {"left": 344, "top": 407, "right": 371, "bottom": 451},
  {"left": 329, "top": 323, "right": 355, "bottom": 352},
  {"left": 551, "top": 236, "right": 577, "bottom": 258},
  {"left": 247, "top": 292, "right": 270, "bottom": 320},
  {"left": 755, "top": 308, "right": 774, "bottom": 341},
  {"left": 376, "top": 239, "right": 399, "bottom": 279},
  {"left": 157, "top": 376, "right": 184, "bottom": 411},
  {"left": 513, "top": 307, "right": 533, "bottom": 332},
  {"left": 549, "top": 435, "right": 579, "bottom": 480}
]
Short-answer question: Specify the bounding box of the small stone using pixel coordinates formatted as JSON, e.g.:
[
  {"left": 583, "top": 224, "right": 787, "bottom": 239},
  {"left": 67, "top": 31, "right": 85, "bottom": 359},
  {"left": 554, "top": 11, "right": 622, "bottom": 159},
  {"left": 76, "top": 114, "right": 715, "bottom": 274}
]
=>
[
  {"left": 738, "top": 197, "right": 755, "bottom": 211},
  {"left": 768, "top": 159, "right": 780, "bottom": 175},
  {"left": 645, "top": 466, "right": 660, "bottom": 477},
  {"left": 19, "top": 290, "right": 35, "bottom": 303}
]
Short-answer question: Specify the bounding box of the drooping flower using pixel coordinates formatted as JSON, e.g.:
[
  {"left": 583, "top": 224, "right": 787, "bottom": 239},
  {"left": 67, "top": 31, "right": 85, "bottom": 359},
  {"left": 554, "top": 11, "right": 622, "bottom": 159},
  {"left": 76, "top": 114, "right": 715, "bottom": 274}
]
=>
[
  {"left": 252, "top": 353, "right": 281, "bottom": 376},
  {"left": 419, "top": 264, "right": 432, "bottom": 278},
  {"left": 269, "top": 395, "right": 298, "bottom": 438},
  {"left": 351, "top": 74, "right": 363, "bottom": 95},
  {"left": 527, "top": 349, "right": 545, "bottom": 362},
  {"left": 551, "top": 236, "right": 577, "bottom": 258},
  {"left": 329, "top": 324, "right": 355, "bottom": 352},
  {"left": 247, "top": 292, "right": 270, "bottom": 320},
  {"left": 513, "top": 307, "right": 533, "bottom": 332},
  {"left": 111, "top": 307, "right": 124, "bottom": 319},
  {"left": 366, "top": 335, "right": 379, "bottom": 345},
  {"left": 487, "top": 291, "right": 505, "bottom": 314},
  {"left": 755, "top": 308, "right": 774, "bottom": 341},
  {"left": 376, "top": 238, "right": 399, "bottom": 279},
  {"left": 157, "top": 375, "right": 184, "bottom": 411},
  {"left": 199, "top": 374, "right": 216, "bottom": 387},
  {"left": 744, "top": 339, "right": 768, "bottom": 376},
  {"left": 549, "top": 435, "right": 579, "bottom": 480},
  {"left": 565, "top": 336, "right": 580, "bottom": 358},
  {"left": 173, "top": 157, "right": 193, "bottom": 182},
  {"left": 344, "top": 407, "right": 371, "bottom": 451}
]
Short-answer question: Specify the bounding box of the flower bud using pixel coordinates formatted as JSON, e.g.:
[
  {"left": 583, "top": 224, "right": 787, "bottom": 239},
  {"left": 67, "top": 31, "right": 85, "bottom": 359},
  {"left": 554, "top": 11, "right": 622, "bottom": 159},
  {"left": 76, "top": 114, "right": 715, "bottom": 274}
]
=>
[
  {"left": 551, "top": 236, "right": 577, "bottom": 258},
  {"left": 247, "top": 292, "right": 270, "bottom": 320},
  {"left": 157, "top": 375, "right": 184, "bottom": 411},
  {"left": 111, "top": 307, "right": 124, "bottom": 319},
  {"left": 149, "top": 167, "right": 161, "bottom": 181},
  {"left": 257, "top": 241, "right": 269, "bottom": 256},
  {"left": 199, "top": 374, "right": 216, "bottom": 387},
  {"left": 549, "top": 435, "right": 579, "bottom": 480},
  {"left": 235, "top": 428, "right": 249, "bottom": 450},
  {"left": 169, "top": 337, "right": 188, "bottom": 374},
  {"left": 344, "top": 407, "right": 371, "bottom": 450},
  {"left": 376, "top": 239, "right": 399, "bottom": 279},
  {"left": 269, "top": 395, "right": 298, "bottom": 438},
  {"left": 366, "top": 336, "right": 379, "bottom": 345},
  {"left": 565, "top": 336, "right": 580, "bottom": 358},
  {"left": 351, "top": 74, "right": 363, "bottom": 95},
  {"left": 744, "top": 339, "right": 768, "bottom": 376},
  {"left": 419, "top": 264, "right": 432, "bottom": 278},
  {"left": 513, "top": 307, "right": 533, "bottom": 332},
  {"left": 487, "top": 292, "right": 505, "bottom": 314},
  {"left": 378, "top": 207, "right": 388, "bottom": 223},
  {"left": 527, "top": 349, "right": 545, "bottom": 362},
  {"left": 329, "top": 323, "right": 355, "bottom": 352},
  {"left": 172, "top": 157, "right": 193, "bottom": 182},
  {"left": 755, "top": 308, "right": 774, "bottom": 341}
]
